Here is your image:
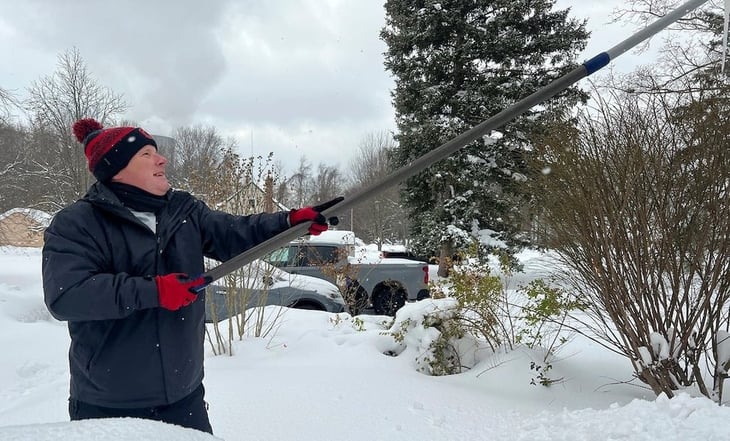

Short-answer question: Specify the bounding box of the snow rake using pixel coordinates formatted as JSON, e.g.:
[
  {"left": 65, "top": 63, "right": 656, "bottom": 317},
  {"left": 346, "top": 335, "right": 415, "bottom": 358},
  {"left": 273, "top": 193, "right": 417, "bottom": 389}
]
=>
[{"left": 194, "top": 0, "right": 717, "bottom": 291}]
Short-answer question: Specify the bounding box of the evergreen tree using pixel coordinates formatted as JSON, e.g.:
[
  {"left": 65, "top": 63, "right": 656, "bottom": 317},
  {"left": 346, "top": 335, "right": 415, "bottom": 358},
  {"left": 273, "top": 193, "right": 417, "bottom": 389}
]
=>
[{"left": 381, "top": 0, "right": 588, "bottom": 262}]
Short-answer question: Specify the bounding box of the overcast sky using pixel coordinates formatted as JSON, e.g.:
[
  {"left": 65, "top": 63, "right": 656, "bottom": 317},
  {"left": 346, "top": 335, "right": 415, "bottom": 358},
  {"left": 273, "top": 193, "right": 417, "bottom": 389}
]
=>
[{"left": 0, "top": 0, "right": 665, "bottom": 174}]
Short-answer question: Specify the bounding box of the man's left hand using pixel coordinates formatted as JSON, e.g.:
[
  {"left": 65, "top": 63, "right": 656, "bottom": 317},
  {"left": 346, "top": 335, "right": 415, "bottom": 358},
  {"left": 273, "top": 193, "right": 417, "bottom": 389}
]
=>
[{"left": 289, "top": 196, "right": 343, "bottom": 235}]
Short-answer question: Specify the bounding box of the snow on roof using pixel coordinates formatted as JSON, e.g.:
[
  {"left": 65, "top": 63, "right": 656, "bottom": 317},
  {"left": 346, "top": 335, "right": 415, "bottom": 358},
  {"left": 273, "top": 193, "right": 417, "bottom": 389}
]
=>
[
  {"left": 381, "top": 243, "right": 407, "bottom": 252},
  {"left": 0, "top": 208, "right": 53, "bottom": 227},
  {"left": 300, "top": 229, "right": 365, "bottom": 246}
]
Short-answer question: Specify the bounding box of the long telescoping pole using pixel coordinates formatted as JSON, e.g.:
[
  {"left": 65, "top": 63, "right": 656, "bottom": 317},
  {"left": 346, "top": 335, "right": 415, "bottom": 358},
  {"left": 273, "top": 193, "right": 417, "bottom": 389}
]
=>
[{"left": 197, "top": 0, "right": 712, "bottom": 288}]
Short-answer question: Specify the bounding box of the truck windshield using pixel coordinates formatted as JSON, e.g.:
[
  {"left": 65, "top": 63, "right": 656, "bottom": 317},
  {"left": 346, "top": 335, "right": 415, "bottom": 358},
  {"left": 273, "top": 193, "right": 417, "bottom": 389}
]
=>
[{"left": 265, "top": 247, "right": 293, "bottom": 267}]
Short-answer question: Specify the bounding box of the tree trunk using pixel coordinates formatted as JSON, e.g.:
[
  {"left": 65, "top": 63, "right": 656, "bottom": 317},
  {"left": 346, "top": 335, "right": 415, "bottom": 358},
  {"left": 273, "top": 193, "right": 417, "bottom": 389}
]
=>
[{"left": 437, "top": 240, "right": 453, "bottom": 278}]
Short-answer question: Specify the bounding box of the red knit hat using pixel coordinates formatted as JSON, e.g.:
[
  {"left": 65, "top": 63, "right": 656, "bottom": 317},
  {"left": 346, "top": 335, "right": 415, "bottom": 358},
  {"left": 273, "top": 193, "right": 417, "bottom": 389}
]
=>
[{"left": 72, "top": 118, "right": 158, "bottom": 182}]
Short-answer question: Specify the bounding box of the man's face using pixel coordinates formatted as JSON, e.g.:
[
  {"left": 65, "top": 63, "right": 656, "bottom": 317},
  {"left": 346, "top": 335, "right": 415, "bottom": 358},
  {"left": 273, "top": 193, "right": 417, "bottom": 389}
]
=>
[{"left": 111, "top": 145, "right": 170, "bottom": 196}]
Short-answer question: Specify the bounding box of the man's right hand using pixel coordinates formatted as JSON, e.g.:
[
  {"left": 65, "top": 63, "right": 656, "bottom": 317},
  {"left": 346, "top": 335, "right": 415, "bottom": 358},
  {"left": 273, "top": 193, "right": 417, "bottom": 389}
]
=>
[{"left": 155, "top": 273, "right": 202, "bottom": 311}]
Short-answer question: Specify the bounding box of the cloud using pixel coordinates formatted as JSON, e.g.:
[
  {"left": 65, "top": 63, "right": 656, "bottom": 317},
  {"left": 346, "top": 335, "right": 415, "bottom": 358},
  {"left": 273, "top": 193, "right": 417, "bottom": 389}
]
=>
[
  {"left": 207, "top": 1, "right": 392, "bottom": 122},
  {"left": 196, "top": 0, "right": 396, "bottom": 170},
  {"left": 0, "top": 0, "right": 395, "bottom": 172},
  {"left": 3, "top": 0, "right": 655, "bottom": 174},
  {"left": 0, "top": 0, "right": 229, "bottom": 127}
]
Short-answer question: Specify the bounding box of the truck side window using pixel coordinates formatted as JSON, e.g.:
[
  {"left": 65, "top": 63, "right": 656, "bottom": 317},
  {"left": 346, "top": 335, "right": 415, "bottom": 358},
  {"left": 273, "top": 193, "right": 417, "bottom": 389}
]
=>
[
  {"left": 294, "top": 246, "right": 309, "bottom": 266},
  {"left": 306, "top": 246, "right": 338, "bottom": 265}
]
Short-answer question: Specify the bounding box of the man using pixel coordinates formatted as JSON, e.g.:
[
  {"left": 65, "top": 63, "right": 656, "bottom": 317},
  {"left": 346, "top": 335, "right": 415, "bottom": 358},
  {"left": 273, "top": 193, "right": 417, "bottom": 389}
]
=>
[{"left": 42, "top": 118, "right": 339, "bottom": 434}]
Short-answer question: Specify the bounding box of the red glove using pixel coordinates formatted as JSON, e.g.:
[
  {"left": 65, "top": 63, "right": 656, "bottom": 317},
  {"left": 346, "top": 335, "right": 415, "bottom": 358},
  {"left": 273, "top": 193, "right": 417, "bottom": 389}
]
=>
[
  {"left": 289, "top": 197, "right": 343, "bottom": 236},
  {"left": 155, "top": 273, "right": 203, "bottom": 311}
]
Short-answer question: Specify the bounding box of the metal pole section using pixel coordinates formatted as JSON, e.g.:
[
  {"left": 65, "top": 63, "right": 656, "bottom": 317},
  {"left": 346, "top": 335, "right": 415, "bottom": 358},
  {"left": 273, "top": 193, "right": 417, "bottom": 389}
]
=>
[{"left": 200, "top": 0, "right": 711, "bottom": 286}]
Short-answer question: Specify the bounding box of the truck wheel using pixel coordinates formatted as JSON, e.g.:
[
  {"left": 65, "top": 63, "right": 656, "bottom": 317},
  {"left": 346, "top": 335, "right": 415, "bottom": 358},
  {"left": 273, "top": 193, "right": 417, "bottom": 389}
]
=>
[{"left": 372, "top": 282, "right": 407, "bottom": 316}]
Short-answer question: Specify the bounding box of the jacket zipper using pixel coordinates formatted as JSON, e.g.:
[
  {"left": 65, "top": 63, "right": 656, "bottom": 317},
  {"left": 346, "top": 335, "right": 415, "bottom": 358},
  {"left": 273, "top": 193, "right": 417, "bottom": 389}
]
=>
[{"left": 154, "top": 216, "right": 171, "bottom": 403}]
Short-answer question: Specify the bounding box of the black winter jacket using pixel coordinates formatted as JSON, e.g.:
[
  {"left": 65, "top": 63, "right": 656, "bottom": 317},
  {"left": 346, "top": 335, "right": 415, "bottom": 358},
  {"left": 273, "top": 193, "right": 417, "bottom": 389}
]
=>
[{"left": 42, "top": 182, "right": 289, "bottom": 408}]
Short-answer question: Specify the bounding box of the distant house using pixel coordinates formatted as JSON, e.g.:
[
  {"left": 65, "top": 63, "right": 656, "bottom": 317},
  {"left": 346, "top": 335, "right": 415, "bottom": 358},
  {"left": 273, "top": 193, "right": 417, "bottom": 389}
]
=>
[
  {"left": 0, "top": 208, "right": 52, "bottom": 247},
  {"left": 215, "top": 176, "right": 288, "bottom": 215}
]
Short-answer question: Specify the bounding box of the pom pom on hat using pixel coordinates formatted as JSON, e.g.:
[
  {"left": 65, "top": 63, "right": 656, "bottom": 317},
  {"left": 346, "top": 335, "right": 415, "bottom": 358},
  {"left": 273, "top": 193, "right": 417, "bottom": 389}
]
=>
[
  {"left": 72, "top": 118, "right": 104, "bottom": 143},
  {"left": 72, "top": 118, "right": 157, "bottom": 182}
]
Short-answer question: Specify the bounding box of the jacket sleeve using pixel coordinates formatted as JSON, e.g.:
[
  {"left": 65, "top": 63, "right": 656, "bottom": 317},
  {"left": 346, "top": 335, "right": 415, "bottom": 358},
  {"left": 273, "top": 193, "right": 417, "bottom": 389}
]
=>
[
  {"left": 195, "top": 200, "right": 291, "bottom": 262},
  {"left": 42, "top": 209, "right": 160, "bottom": 322}
]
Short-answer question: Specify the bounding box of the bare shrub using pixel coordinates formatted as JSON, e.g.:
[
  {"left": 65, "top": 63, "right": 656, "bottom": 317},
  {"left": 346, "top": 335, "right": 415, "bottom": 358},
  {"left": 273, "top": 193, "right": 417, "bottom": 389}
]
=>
[
  {"left": 205, "top": 264, "right": 287, "bottom": 356},
  {"left": 425, "top": 245, "right": 578, "bottom": 382},
  {"left": 534, "top": 83, "right": 730, "bottom": 400},
  {"left": 203, "top": 153, "right": 289, "bottom": 355}
]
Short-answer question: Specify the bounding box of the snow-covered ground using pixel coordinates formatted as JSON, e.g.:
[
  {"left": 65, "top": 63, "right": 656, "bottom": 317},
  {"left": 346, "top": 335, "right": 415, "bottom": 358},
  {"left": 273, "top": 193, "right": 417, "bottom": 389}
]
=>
[{"left": 1, "top": 246, "right": 729, "bottom": 440}]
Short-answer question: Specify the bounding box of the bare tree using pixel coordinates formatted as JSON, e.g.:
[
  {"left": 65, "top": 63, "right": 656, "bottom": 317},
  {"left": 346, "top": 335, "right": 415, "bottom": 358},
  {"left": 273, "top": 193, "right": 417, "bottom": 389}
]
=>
[
  {"left": 285, "top": 156, "right": 345, "bottom": 208},
  {"left": 0, "top": 87, "right": 19, "bottom": 124},
  {"left": 0, "top": 122, "right": 30, "bottom": 211},
  {"left": 611, "top": 1, "right": 726, "bottom": 94},
  {"left": 346, "top": 131, "right": 409, "bottom": 247},
  {"left": 25, "top": 47, "right": 127, "bottom": 207},
  {"left": 287, "top": 156, "right": 313, "bottom": 208},
  {"left": 311, "top": 163, "right": 344, "bottom": 205},
  {"left": 534, "top": 81, "right": 730, "bottom": 401},
  {"left": 168, "top": 125, "right": 231, "bottom": 198}
]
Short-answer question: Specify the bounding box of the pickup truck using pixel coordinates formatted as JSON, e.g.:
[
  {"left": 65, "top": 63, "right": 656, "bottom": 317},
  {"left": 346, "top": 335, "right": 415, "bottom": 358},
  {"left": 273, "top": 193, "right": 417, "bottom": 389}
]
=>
[{"left": 263, "top": 231, "right": 430, "bottom": 316}]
